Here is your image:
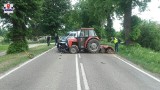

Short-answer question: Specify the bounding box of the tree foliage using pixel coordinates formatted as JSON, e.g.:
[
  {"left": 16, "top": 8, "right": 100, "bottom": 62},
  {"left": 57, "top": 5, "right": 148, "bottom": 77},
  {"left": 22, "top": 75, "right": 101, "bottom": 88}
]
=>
[
  {"left": 0, "top": 28, "right": 8, "bottom": 36},
  {"left": 27, "top": 0, "right": 45, "bottom": 39},
  {"left": 79, "top": 0, "right": 102, "bottom": 27},
  {"left": 87, "top": 0, "right": 116, "bottom": 39},
  {"left": 130, "top": 15, "right": 141, "bottom": 41},
  {"left": 63, "top": 0, "right": 104, "bottom": 37},
  {"left": 138, "top": 21, "right": 160, "bottom": 51},
  {"left": 63, "top": 3, "right": 82, "bottom": 32},
  {"left": 79, "top": 0, "right": 106, "bottom": 37},
  {"left": 41, "top": 0, "right": 70, "bottom": 36},
  {"left": 0, "top": 0, "right": 41, "bottom": 53},
  {"left": 77, "top": 0, "right": 150, "bottom": 42},
  {"left": 0, "top": 0, "right": 70, "bottom": 53}
]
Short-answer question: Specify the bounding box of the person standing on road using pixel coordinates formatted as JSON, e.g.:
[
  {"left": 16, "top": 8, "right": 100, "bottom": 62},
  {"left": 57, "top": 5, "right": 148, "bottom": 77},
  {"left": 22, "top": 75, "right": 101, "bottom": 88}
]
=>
[
  {"left": 47, "top": 35, "right": 51, "bottom": 46},
  {"left": 55, "top": 34, "right": 59, "bottom": 46},
  {"left": 113, "top": 37, "right": 118, "bottom": 52}
]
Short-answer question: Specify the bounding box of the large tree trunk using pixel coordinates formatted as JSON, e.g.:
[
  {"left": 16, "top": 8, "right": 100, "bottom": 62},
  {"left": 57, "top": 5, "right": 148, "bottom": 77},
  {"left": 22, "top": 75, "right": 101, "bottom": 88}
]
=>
[
  {"left": 7, "top": 11, "right": 28, "bottom": 54},
  {"left": 123, "top": 1, "right": 132, "bottom": 45}
]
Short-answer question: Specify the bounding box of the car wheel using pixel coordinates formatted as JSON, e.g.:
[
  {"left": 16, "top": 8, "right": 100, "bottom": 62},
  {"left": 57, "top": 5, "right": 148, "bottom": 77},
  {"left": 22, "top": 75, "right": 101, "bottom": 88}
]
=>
[{"left": 69, "top": 45, "right": 78, "bottom": 54}]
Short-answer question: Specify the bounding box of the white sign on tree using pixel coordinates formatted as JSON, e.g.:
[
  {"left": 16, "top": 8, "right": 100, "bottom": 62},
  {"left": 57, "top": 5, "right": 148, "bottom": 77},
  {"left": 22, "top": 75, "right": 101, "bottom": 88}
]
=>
[{"left": 3, "top": 2, "right": 14, "bottom": 15}]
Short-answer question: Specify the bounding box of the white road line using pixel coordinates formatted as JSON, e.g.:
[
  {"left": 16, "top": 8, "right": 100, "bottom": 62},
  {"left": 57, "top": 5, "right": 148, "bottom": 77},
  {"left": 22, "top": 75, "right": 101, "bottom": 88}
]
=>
[
  {"left": 78, "top": 53, "right": 81, "bottom": 58},
  {"left": 76, "top": 54, "right": 82, "bottom": 90},
  {"left": 0, "top": 47, "right": 55, "bottom": 80},
  {"left": 114, "top": 55, "right": 160, "bottom": 83},
  {"left": 80, "top": 63, "right": 90, "bottom": 90}
]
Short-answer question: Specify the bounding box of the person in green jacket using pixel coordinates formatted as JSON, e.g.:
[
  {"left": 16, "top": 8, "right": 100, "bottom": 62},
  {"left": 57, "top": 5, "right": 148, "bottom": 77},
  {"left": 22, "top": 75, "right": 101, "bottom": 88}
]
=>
[{"left": 113, "top": 37, "right": 118, "bottom": 52}]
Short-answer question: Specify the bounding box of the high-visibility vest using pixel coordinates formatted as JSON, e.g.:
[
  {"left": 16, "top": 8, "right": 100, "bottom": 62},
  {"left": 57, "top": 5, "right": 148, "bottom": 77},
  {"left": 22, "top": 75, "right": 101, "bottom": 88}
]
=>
[{"left": 114, "top": 38, "right": 118, "bottom": 44}]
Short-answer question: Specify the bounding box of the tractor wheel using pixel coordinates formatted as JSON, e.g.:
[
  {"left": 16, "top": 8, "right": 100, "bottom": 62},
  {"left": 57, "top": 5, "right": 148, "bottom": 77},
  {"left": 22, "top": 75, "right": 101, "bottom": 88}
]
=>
[
  {"left": 106, "top": 48, "right": 115, "bottom": 54},
  {"left": 69, "top": 45, "right": 78, "bottom": 54},
  {"left": 87, "top": 39, "right": 100, "bottom": 53}
]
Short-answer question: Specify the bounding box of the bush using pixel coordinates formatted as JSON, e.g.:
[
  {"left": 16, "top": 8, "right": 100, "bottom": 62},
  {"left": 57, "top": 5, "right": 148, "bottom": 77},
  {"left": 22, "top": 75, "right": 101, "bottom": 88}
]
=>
[
  {"left": 7, "top": 39, "right": 28, "bottom": 54},
  {"left": 0, "top": 33, "right": 11, "bottom": 44},
  {"left": 138, "top": 21, "right": 160, "bottom": 51},
  {"left": 130, "top": 15, "right": 141, "bottom": 41}
]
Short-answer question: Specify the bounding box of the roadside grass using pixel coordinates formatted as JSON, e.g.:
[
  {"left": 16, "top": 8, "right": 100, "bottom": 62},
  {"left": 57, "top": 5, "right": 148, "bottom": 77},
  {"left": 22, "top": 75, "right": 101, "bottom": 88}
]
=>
[
  {"left": 0, "top": 44, "right": 9, "bottom": 52},
  {"left": 0, "top": 45, "right": 53, "bottom": 74},
  {"left": 118, "top": 45, "right": 160, "bottom": 74},
  {"left": 0, "top": 36, "right": 3, "bottom": 42}
]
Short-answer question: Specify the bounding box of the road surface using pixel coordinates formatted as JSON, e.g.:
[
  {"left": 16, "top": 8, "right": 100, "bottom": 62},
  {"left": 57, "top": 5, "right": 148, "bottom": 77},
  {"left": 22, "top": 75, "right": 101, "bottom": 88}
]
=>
[{"left": 0, "top": 47, "right": 160, "bottom": 90}]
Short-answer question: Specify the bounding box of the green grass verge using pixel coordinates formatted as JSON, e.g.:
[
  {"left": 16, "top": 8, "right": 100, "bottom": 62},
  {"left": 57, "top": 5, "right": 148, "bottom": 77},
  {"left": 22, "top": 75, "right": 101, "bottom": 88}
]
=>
[
  {"left": 118, "top": 45, "right": 160, "bottom": 74},
  {"left": 0, "top": 44, "right": 9, "bottom": 51},
  {"left": 0, "top": 45, "right": 53, "bottom": 73},
  {"left": 0, "top": 36, "right": 4, "bottom": 42}
]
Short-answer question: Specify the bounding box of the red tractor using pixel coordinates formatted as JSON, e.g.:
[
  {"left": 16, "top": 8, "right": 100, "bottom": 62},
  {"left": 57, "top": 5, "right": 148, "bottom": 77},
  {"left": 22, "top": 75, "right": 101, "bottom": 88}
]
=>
[
  {"left": 58, "top": 28, "right": 115, "bottom": 54},
  {"left": 58, "top": 28, "right": 100, "bottom": 53},
  {"left": 68, "top": 28, "right": 100, "bottom": 53}
]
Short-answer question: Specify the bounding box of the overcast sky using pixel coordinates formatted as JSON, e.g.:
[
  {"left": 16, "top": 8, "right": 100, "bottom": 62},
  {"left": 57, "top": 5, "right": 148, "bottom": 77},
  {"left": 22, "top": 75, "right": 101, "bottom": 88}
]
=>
[
  {"left": 71, "top": 0, "right": 78, "bottom": 5},
  {"left": 71, "top": 0, "right": 160, "bottom": 31},
  {"left": 133, "top": 0, "right": 160, "bottom": 22}
]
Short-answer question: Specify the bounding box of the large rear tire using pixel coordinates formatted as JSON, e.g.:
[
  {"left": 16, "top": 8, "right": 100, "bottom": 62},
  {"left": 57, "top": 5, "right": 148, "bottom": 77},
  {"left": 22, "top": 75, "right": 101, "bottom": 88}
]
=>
[
  {"left": 69, "top": 45, "right": 78, "bottom": 54},
  {"left": 87, "top": 39, "right": 100, "bottom": 53}
]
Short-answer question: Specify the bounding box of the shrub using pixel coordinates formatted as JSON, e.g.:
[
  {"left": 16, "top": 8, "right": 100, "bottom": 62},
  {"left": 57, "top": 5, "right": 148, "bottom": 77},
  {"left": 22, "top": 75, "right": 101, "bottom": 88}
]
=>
[
  {"left": 138, "top": 21, "right": 160, "bottom": 51},
  {"left": 130, "top": 15, "right": 141, "bottom": 41},
  {"left": 7, "top": 39, "right": 28, "bottom": 54}
]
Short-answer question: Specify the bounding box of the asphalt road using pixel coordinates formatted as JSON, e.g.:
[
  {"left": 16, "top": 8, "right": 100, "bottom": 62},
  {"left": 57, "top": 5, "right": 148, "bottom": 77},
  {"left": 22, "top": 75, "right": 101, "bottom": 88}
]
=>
[{"left": 0, "top": 47, "right": 160, "bottom": 90}]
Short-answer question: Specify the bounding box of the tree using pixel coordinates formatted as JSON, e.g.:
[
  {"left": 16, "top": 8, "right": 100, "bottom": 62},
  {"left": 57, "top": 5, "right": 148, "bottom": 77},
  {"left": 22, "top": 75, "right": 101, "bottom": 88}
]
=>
[
  {"left": 0, "top": 0, "right": 41, "bottom": 53},
  {"left": 130, "top": 15, "right": 141, "bottom": 41},
  {"left": 78, "top": 0, "right": 104, "bottom": 37},
  {"left": 89, "top": 0, "right": 117, "bottom": 37},
  {"left": 86, "top": 0, "right": 150, "bottom": 44},
  {"left": 138, "top": 21, "right": 160, "bottom": 51},
  {"left": 27, "top": 0, "right": 45, "bottom": 40},
  {"left": 41, "top": 0, "right": 70, "bottom": 36},
  {"left": 63, "top": 3, "right": 82, "bottom": 32},
  {"left": 116, "top": 0, "right": 151, "bottom": 45},
  {"left": 79, "top": 0, "right": 99, "bottom": 27}
]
